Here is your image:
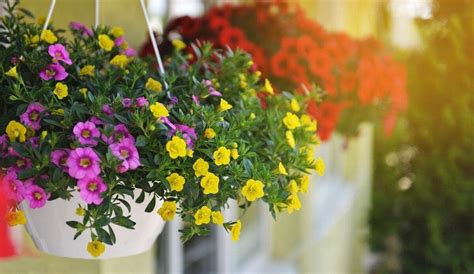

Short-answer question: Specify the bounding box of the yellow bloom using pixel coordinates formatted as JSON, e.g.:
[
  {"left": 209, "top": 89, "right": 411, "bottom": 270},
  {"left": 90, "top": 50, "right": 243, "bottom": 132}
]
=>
[
  {"left": 204, "top": 128, "right": 216, "bottom": 139},
  {"left": 283, "top": 112, "right": 301, "bottom": 130},
  {"left": 241, "top": 179, "right": 265, "bottom": 201},
  {"left": 40, "top": 29, "right": 57, "bottom": 44},
  {"left": 290, "top": 98, "right": 301, "bottom": 112},
  {"left": 110, "top": 26, "right": 124, "bottom": 38},
  {"left": 150, "top": 102, "right": 169, "bottom": 119},
  {"left": 87, "top": 240, "right": 105, "bottom": 258},
  {"left": 98, "top": 34, "right": 114, "bottom": 51},
  {"left": 172, "top": 39, "right": 186, "bottom": 51},
  {"left": 166, "top": 136, "right": 187, "bottom": 159},
  {"left": 80, "top": 65, "right": 95, "bottom": 76},
  {"left": 315, "top": 158, "right": 325, "bottom": 176},
  {"left": 193, "top": 158, "right": 209, "bottom": 177},
  {"left": 249, "top": 113, "right": 256, "bottom": 120},
  {"left": 287, "top": 180, "right": 299, "bottom": 194},
  {"left": 200, "top": 172, "right": 219, "bottom": 194},
  {"left": 110, "top": 54, "right": 129, "bottom": 69},
  {"left": 231, "top": 148, "right": 239, "bottom": 160},
  {"left": 6, "top": 120, "right": 27, "bottom": 143},
  {"left": 301, "top": 114, "right": 317, "bottom": 132},
  {"left": 239, "top": 73, "right": 247, "bottom": 88},
  {"left": 285, "top": 130, "right": 296, "bottom": 148},
  {"left": 166, "top": 173, "right": 186, "bottom": 192},
  {"left": 300, "top": 175, "right": 310, "bottom": 194},
  {"left": 194, "top": 206, "right": 212, "bottom": 225},
  {"left": 145, "top": 78, "right": 163, "bottom": 93},
  {"left": 5, "top": 66, "right": 18, "bottom": 78},
  {"left": 278, "top": 162, "right": 288, "bottom": 176},
  {"left": 54, "top": 83, "right": 68, "bottom": 100},
  {"left": 187, "top": 149, "right": 194, "bottom": 158},
  {"left": 304, "top": 145, "right": 314, "bottom": 163},
  {"left": 158, "top": 201, "right": 177, "bottom": 221},
  {"left": 40, "top": 130, "right": 48, "bottom": 140},
  {"left": 24, "top": 34, "right": 40, "bottom": 46},
  {"left": 287, "top": 194, "right": 302, "bottom": 214},
  {"left": 76, "top": 207, "right": 85, "bottom": 216},
  {"left": 230, "top": 220, "right": 242, "bottom": 241},
  {"left": 211, "top": 211, "right": 224, "bottom": 225},
  {"left": 79, "top": 88, "right": 88, "bottom": 96},
  {"left": 213, "top": 146, "right": 231, "bottom": 166},
  {"left": 264, "top": 79, "right": 274, "bottom": 95},
  {"left": 52, "top": 108, "right": 64, "bottom": 116},
  {"left": 218, "top": 99, "right": 232, "bottom": 112},
  {"left": 6, "top": 210, "right": 26, "bottom": 226}
]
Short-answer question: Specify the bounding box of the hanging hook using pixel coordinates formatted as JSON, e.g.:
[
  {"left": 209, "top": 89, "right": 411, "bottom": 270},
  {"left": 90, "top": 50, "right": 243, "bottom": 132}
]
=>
[
  {"left": 42, "top": 0, "right": 57, "bottom": 33},
  {"left": 95, "top": 0, "right": 100, "bottom": 28}
]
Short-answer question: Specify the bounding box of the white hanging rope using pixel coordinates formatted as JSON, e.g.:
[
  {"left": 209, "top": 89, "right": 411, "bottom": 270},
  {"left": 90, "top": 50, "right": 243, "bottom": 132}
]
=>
[
  {"left": 140, "top": 0, "right": 167, "bottom": 89},
  {"left": 95, "top": 0, "right": 100, "bottom": 28},
  {"left": 42, "top": 0, "right": 56, "bottom": 33}
]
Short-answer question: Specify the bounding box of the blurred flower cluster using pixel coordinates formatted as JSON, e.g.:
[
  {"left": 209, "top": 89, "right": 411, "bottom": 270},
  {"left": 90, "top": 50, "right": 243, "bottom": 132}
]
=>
[
  {"left": 142, "top": 1, "right": 408, "bottom": 140},
  {"left": 0, "top": 1, "right": 323, "bottom": 258}
]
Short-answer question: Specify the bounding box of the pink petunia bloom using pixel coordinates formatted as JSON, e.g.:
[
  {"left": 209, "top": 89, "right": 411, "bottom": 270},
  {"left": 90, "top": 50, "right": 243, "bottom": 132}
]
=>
[
  {"left": 77, "top": 176, "right": 107, "bottom": 205},
  {"left": 168, "top": 124, "right": 197, "bottom": 148},
  {"left": 89, "top": 116, "right": 103, "bottom": 126},
  {"left": 66, "top": 147, "right": 101, "bottom": 180},
  {"left": 69, "top": 21, "right": 93, "bottom": 37},
  {"left": 7, "top": 153, "right": 32, "bottom": 173},
  {"left": 109, "top": 138, "right": 140, "bottom": 173},
  {"left": 24, "top": 184, "right": 49, "bottom": 209},
  {"left": 203, "top": 80, "right": 222, "bottom": 97},
  {"left": 0, "top": 135, "right": 8, "bottom": 156},
  {"left": 115, "top": 37, "right": 125, "bottom": 47},
  {"left": 192, "top": 95, "right": 201, "bottom": 106},
  {"left": 123, "top": 47, "right": 137, "bottom": 57},
  {"left": 2, "top": 171, "right": 25, "bottom": 203},
  {"left": 39, "top": 63, "right": 68, "bottom": 81},
  {"left": 48, "top": 44, "right": 72, "bottom": 65},
  {"left": 136, "top": 97, "right": 149, "bottom": 107},
  {"left": 102, "top": 124, "right": 135, "bottom": 144},
  {"left": 51, "top": 149, "right": 70, "bottom": 172},
  {"left": 122, "top": 98, "right": 132, "bottom": 108},
  {"left": 102, "top": 104, "right": 114, "bottom": 116},
  {"left": 20, "top": 103, "right": 46, "bottom": 130},
  {"left": 73, "top": 121, "right": 100, "bottom": 146},
  {"left": 27, "top": 137, "right": 40, "bottom": 149}
]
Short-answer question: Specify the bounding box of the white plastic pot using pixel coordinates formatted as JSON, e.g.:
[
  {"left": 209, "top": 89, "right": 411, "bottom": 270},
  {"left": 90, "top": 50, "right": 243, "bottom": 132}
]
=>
[{"left": 21, "top": 191, "right": 165, "bottom": 259}]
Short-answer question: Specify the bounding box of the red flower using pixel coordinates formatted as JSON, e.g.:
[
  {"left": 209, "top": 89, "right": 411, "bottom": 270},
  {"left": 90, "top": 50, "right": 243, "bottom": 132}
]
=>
[
  {"left": 306, "top": 100, "right": 347, "bottom": 141},
  {"left": 0, "top": 175, "right": 16, "bottom": 258},
  {"left": 219, "top": 26, "right": 248, "bottom": 49}
]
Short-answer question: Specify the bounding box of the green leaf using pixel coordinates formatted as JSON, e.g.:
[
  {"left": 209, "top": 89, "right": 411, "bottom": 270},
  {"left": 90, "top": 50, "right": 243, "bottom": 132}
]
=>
[
  {"left": 66, "top": 221, "right": 82, "bottom": 229},
  {"left": 135, "top": 135, "right": 147, "bottom": 147},
  {"left": 96, "top": 227, "right": 113, "bottom": 245},
  {"left": 111, "top": 216, "right": 136, "bottom": 229},
  {"left": 95, "top": 217, "right": 111, "bottom": 227},
  {"left": 135, "top": 190, "right": 145, "bottom": 203},
  {"left": 108, "top": 225, "right": 116, "bottom": 244},
  {"left": 145, "top": 196, "right": 156, "bottom": 213}
]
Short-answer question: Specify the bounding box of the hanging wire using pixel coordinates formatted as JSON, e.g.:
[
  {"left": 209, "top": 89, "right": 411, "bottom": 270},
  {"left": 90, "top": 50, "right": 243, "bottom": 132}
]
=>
[
  {"left": 95, "top": 0, "right": 100, "bottom": 28},
  {"left": 42, "top": 0, "right": 56, "bottom": 33}
]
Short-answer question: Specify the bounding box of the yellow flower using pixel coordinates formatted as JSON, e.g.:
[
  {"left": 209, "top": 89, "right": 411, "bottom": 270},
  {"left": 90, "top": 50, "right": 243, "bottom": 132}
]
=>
[
  {"left": 40, "top": 130, "right": 48, "bottom": 140},
  {"left": 300, "top": 175, "right": 310, "bottom": 194},
  {"left": 187, "top": 149, "right": 194, "bottom": 158},
  {"left": 80, "top": 65, "right": 95, "bottom": 76},
  {"left": 145, "top": 78, "right": 163, "bottom": 92},
  {"left": 230, "top": 220, "right": 242, "bottom": 241},
  {"left": 218, "top": 99, "right": 232, "bottom": 112},
  {"left": 239, "top": 73, "right": 247, "bottom": 88},
  {"left": 172, "top": 39, "right": 186, "bottom": 51},
  {"left": 315, "top": 158, "right": 325, "bottom": 176},
  {"left": 193, "top": 158, "right": 209, "bottom": 177},
  {"left": 24, "top": 34, "right": 40, "bottom": 46},
  {"left": 264, "top": 79, "right": 274, "bottom": 95},
  {"left": 158, "top": 201, "right": 177, "bottom": 221},
  {"left": 76, "top": 207, "right": 85, "bottom": 216},
  {"left": 111, "top": 26, "right": 124, "bottom": 38},
  {"left": 87, "top": 240, "right": 105, "bottom": 258},
  {"left": 52, "top": 108, "right": 64, "bottom": 116},
  {"left": 278, "top": 162, "right": 288, "bottom": 175},
  {"left": 213, "top": 146, "right": 231, "bottom": 166},
  {"left": 6, "top": 210, "right": 26, "bottom": 226},
  {"left": 290, "top": 98, "right": 301, "bottom": 112},
  {"left": 166, "top": 136, "right": 187, "bottom": 159},
  {"left": 54, "top": 83, "right": 68, "bottom": 100},
  {"left": 287, "top": 194, "right": 302, "bottom": 214},
  {"left": 211, "top": 211, "right": 224, "bottom": 225},
  {"left": 166, "top": 173, "right": 186, "bottom": 192},
  {"left": 40, "top": 29, "right": 57, "bottom": 44},
  {"left": 287, "top": 180, "right": 299, "bottom": 194},
  {"left": 79, "top": 88, "right": 88, "bottom": 96},
  {"left": 110, "top": 54, "right": 129, "bottom": 69},
  {"left": 249, "top": 113, "right": 256, "bottom": 120},
  {"left": 200, "top": 172, "right": 219, "bottom": 194},
  {"left": 194, "top": 206, "right": 212, "bottom": 225},
  {"left": 231, "top": 148, "right": 239, "bottom": 160},
  {"left": 98, "top": 34, "right": 114, "bottom": 51},
  {"left": 283, "top": 112, "right": 301, "bottom": 130},
  {"left": 204, "top": 128, "right": 216, "bottom": 139},
  {"left": 241, "top": 179, "right": 265, "bottom": 202},
  {"left": 285, "top": 130, "right": 296, "bottom": 148},
  {"left": 301, "top": 114, "right": 317, "bottom": 132},
  {"left": 6, "top": 120, "right": 27, "bottom": 143},
  {"left": 5, "top": 66, "right": 18, "bottom": 78},
  {"left": 150, "top": 102, "right": 169, "bottom": 119},
  {"left": 303, "top": 145, "right": 314, "bottom": 163}
]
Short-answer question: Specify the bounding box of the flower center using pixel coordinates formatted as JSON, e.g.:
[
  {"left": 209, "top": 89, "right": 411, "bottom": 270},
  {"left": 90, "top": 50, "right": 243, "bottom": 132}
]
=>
[
  {"left": 87, "top": 182, "right": 98, "bottom": 192},
  {"left": 120, "top": 148, "right": 129, "bottom": 158},
  {"left": 29, "top": 111, "right": 39, "bottom": 121},
  {"left": 60, "top": 157, "right": 67, "bottom": 166},
  {"left": 16, "top": 159, "right": 25, "bottom": 167},
  {"left": 14, "top": 130, "right": 20, "bottom": 137},
  {"left": 82, "top": 129, "right": 91, "bottom": 138},
  {"left": 46, "top": 69, "right": 55, "bottom": 77},
  {"left": 79, "top": 157, "right": 91, "bottom": 168},
  {"left": 34, "top": 192, "right": 42, "bottom": 201},
  {"left": 55, "top": 52, "right": 62, "bottom": 58}
]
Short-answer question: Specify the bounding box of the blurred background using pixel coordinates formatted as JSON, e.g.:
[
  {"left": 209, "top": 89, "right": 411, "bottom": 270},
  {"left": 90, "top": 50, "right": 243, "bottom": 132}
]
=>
[{"left": 0, "top": 0, "right": 472, "bottom": 274}]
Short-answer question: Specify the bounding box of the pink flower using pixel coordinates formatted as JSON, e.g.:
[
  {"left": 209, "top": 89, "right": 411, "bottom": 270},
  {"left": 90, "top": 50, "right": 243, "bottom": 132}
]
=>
[
  {"left": 48, "top": 44, "right": 72, "bottom": 65},
  {"left": 39, "top": 63, "right": 68, "bottom": 81},
  {"left": 123, "top": 47, "right": 137, "bottom": 57},
  {"left": 168, "top": 124, "right": 197, "bottom": 148},
  {"left": 67, "top": 147, "right": 101, "bottom": 180},
  {"left": 7, "top": 152, "right": 32, "bottom": 173},
  {"left": 122, "top": 98, "right": 132, "bottom": 108},
  {"left": 136, "top": 97, "right": 149, "bottom": 107},
  {"left": 115, "top": 37, "right": 125, "bottom": 46},
  {"left": 2, "top": 171, "right": 25, "bottom": 203},
  {"left": 69, "top": 21, "right": 93, "bottom": 37},
  {"left": 25, "top": 184, "right": 49, "bottom": 209},
  {"left": 102, "top": 104, "right": 114, "bottom": 116},
  {"left": 110, "top": 138, "right": 140, "bottom": 173},
  {"left": 51, "top": 149, "right": 70, "bottom": 172},
  {"left": 89, "top": 116, "right": 103, "bottom": 125},
  {"left": 77, "top": 176, "right": 107, "bottom": 205},
  {"left": 0, "top": 134, "right": 8, "bottom": 156},
  {"left": 192, "top": 95, "right": 201, "bottom": 106},
  {"left": 203, "top": 80, "right": 222, "bottom": 97},
  {"left": 102, "top": 124, "right": 134, "bottom": 144},
  {"left": 73, "top": 121, "right": 100, "bottom": 146},
  {"left": 20, "top": 103, "right": 46, "bottom": 130}
]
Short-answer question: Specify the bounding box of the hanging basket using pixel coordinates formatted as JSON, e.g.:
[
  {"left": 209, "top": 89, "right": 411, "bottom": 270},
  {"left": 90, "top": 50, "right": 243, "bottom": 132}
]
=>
[{"left": 21, "top": 191, "right": 164, "bottom": 259}]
